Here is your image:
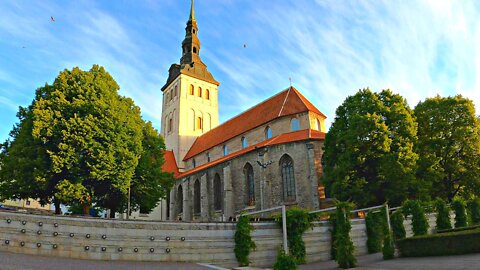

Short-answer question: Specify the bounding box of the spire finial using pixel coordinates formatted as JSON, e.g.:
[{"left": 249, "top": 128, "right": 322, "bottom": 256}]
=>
[{"left": 189, "top": 0, "right": 195, "bottom": 21}]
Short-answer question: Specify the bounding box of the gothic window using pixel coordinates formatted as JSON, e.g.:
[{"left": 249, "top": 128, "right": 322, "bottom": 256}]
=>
[
  {"left": 241, "top": 136, "right": 248, "bottom": 149},
  {"left": 223, "top": 145, "right": 228, "bottom": 156},
  {"left": 291, "top": 118, "right": 300, "bottom": 131},
  {"left": 214, "top": 174, "right": 222, "bottom": 211},
  {"left": 194, "top": 179, "right": 201, "bottom": 214},
  {"left": 198, "top": 87, "right": 202, "bottom": 97},
  {"left": 244, "top": 163, "right": 255, "bottom": 206},
  {"left": 190, "top": 84, "right": 194, "bottom": 95},
  {"left": 265, "top": 126, "right": 272, "bottom": 139},
  {"left": 316, "top": 119, "right": 321, "bottom": 131},
  {"left": 280, "top": 155, "right": 296, "bottom": 202},
  {"left": 177, "top": 185, "right": 183, "bottom": 214},
  {"left": 205, "top": 89, "right": 210, "bottom": 100},
  {"left": 196, "top": 117, "right": 203, "bottom": 130}
]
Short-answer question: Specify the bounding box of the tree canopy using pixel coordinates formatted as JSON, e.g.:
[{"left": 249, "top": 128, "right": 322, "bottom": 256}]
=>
[
  {"left": 414, "top": 95, "right": 480, "bottom": 201},
  {"left": 323, "top": 88, "right": 421, "bottom": 207},
  {"left": 0, "top": 65, "right": 174, "bottom": 215}
]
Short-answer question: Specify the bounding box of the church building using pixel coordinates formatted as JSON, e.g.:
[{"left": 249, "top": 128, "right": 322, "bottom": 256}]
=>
[{"left": 158, "top": 1, "right": 327, "bottom": 221}]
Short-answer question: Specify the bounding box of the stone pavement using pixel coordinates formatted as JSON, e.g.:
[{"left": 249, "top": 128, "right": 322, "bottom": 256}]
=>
[
  {"left": 299, "top": 253, "right": 480, "bottom": 270},
  {"left": 0, "top": 251, "right": 214, "bottom": 270}
]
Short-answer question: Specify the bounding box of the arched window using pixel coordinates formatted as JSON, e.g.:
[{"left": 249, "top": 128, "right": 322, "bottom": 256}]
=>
[
  {"left": 280, "top": 155, "right": 296, "bottom": 201},
  {"left": 192, "top": 158, "right": 196, "bottom": 168},
  {"left": 241, "top": 136, "right": 248, "bottom": 149},
  {"left": 316, "top": 119, "right": 321, "bottom": 131},
  {"left": 198, "top": 87, "right": 202, "bottom": 97},
  {"left": 177, "top": 185, "right": 183, "bottom": 214},
  {"left": 205, "top": 89, "right": 210, "bottom": 100},
  {"left": 196, "top": 117, "right": 202, "bottom": 130},
  {"left": 189, "top": 84, "right": 194, "bottom": 95},
  {"left": 168, "top": 118, "right": 173, "bottom": 132},
  {"left": 265, "top": 126, "right": 272, "bottom": 139},
  {"left": 244, "top": 163, "right": 255, "bottom": 206},
  {"left": 166, "top": 92, "right": 170, "bottom": 102},
  {"left": 206, "top": 152, "right": 211, "bottom": 162},
  {"left": 193, "top": 47, "right": 197, "bottom": 54},
  {"left": 174, "top": 85, "right": 178, "bottom": 97},
  {"left": 170, "top": 90, "right": 173, "bottom": 101},
  {"left": 291, "top": 118, "right": 300, "bottom": 131},
  {"left": 214, "top": 174, "right": 222, "bottom": 211},
  {"left": 223, "top": 145, "right": 228, "bottom": 156},
  {"left": 194, "top": 180, "right": 201, "bottom": 214}
]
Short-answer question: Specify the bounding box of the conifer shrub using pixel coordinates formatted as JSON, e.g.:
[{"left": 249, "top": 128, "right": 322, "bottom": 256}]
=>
[
  {"left": 365, "top": 210, "right": 384, "bottom": 253},
  {"left": 402, "top": 200, "right": 428, "bottom": 236},
  {"left": 434, "top": 198, "right": 452, "bottom": 231},
  {"left": 452, "top": 199, "right": 468, "bottom": 228},
  {"left": 234, "top": 216, "right": 256, "bottom": 266},
  {"left": 382, "top": 231, "right": 395, "bottom": 260},
  {"left": 334, "top": 201, "right": 356, "bottom": 269},
  {"left": 390, "top": 210, "right": 406, "bottom": 240},
  {"left": 273, "top": 250, "right": 298, "bottom": 270},
  {"left": 467, "top": 198, "right": 480, "bottom": 225},
  {"left": 329, "top": 213, "right": 337, "bottom": 260},
  {"left": 276, "top": 208, "right": 313, "bottom": 264}
]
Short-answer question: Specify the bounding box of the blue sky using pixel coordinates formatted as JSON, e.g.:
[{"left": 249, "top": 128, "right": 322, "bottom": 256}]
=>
[{"left": 1, "top": 0, "right": 480, "bottom": 143}]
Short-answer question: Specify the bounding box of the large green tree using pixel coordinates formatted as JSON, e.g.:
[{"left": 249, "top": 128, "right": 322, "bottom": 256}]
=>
[
  {"left": 414, "top": 95, "right": 480, "bottom": 201},
  {"left": 0, "top": 65, "right": 173, "bottom": 215},
  {"left": 323, "top": 89, "right": 421, "bottom": 207}
]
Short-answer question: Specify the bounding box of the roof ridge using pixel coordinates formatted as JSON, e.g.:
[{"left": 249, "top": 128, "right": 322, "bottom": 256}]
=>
[{"left": 277, "top": 87, "right": 292, "bottom": 117}]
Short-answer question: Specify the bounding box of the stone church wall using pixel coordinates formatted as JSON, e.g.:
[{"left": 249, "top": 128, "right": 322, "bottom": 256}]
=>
[{"left": 0, "top": 210, "right": 437, "bottom": 268}]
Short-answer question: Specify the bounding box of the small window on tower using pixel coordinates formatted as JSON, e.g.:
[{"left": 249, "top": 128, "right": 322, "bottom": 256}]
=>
[
  {"left": 168, "top": 118, "right": 173, "bottom": 132},
  {"left": 196, "top": 117, "right": 202, "bottom": 130},
  {"left": 190, "top": 84, "right": 194, "bottom": 95},
  {"left": 193, "top": 29, "right": 196, "bottom": 34},
  {"left": 198, "top": 87, "right": 202, "bottom": 97},
  {"left": 205, "top": 89, "right": 210, "bottom": 100},
  {"left": 193, "top": 47, "right": 197, "bottom": 53},
  {"left": 170, "top": 90, "right": 173, "bottom": 101},
  {"left": 174, "top": 85, "right": 178, "bottom": 97}
]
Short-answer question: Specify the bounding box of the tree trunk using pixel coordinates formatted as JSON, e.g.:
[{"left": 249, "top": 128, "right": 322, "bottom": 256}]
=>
[
  {"left": 109, "top": 208, "right": 116, "bottom": 218},
  {"left": 54, "top": 200, "right": 61, "bottom": 215},
  {"left": 82, "top": 204, "right": 91, "bottom": 215}
]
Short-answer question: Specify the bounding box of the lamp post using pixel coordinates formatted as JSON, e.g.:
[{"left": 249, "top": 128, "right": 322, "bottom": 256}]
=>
[{"left": 256, "top": 148, "right": 272, "bottom": 211}]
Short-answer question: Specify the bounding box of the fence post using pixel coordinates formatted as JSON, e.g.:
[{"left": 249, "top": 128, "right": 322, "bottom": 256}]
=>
[
  {"left": 282, "top": 205, "right": 288, "bottom": 254},
  {"left": 385, "top": 203, "right": 392, "bottom": 233}
]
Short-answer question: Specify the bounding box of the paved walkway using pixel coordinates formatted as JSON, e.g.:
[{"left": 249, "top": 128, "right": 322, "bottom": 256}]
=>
[
  {"left": 300, "top": 253, "right": 480, "bottom": 270},
  {"left": 0, "top": 251, "right": 213, "bottom": 270}
]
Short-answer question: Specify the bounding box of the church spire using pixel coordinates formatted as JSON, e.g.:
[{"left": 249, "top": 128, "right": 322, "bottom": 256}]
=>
[{"left": 189, "top": 0, "right": 195, "bottom": 22}]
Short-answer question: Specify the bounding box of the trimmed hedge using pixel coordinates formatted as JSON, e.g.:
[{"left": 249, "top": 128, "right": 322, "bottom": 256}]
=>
[
  {"left": 397, "top": 229, "right": 480, "bottom": 257},
  {"left": 436, "top": 224, "right": 480, "bottom": 234}
]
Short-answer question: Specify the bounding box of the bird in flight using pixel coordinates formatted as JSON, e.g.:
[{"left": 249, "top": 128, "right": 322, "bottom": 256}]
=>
[
  {"left": 243, "top": 43, "right": 247, "bottom": 48},
  {"left": 50, "top": 16, "right": 55, "bottom": 22}
]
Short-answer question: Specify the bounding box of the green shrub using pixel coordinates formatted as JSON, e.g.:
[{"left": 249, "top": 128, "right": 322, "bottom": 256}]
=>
[
  {"left": 402, "top": 200, "right": 428, "bottom": 236},
  {"left": 382, "top": 231, "right": 395, "bottom": 260},
  {"left": 365, "top": 210, "right": 384, "bottom": 253},
  {"left": 234, "top": 216, "right": 256, "bottom": 266},
  {"left": 329, "top": 213, "right": 337, "bottom": 260},
  {"left": 276, "top": 208, "right": 313, "bottom": 264},
  {"left": 334, "top": 201, "right": 356, "bottom": 269},
  {"left": 467, "top": 198, "right": 480, "bottom": 225},
  {"left": 434, "top": 198, "right": 452, "bottom": 231},
  {"left": 273, "top": 250, "right": 298, "bottom": 270},
  {"left": 397, "top": 228, "right": 480, "bottom": 257},
  {"left": 452, "top": 199, "right": 468, "bottom": 228},
  {"left": 390, "top": 210, "right": 406, "bottom": 240}
]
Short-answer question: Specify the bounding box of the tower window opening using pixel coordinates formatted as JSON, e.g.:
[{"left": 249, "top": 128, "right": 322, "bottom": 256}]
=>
[
  {"left": 193, "top": 47, "right": 197, "bottom": 54},
  {"left": 265, "top": 126, "right": 272, "bottom": 139},
  {"left": 196, "top": 117, "right": 203, "bottom": 130},
  {"left": 205, "top": 89, "right": 210, "bottom": 100},
  {"left": 241, "top": 136, "right": 248, "bottom": 149},
  {"left": 193, "top": 29, "right": 196, "bottom": 34},
  {"left": 198, "top": 87, "right": 202, "bottom": 97},
  {"left": 223, "top": 145, "right": 228, "bottom": 156},
  {"left": 190, "top": 84, "right": 194, "bottom": 95},
  {"left": 168, "top": 118, "right": 173, "bottom": 132}
]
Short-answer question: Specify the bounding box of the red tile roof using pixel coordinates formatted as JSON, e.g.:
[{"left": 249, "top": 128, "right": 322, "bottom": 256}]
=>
[
  {"left": 162, "top": 150, "right": 180, "bottom": 177},
  {"left": 183, "top": 86, "right": 326, "bottom": 161},
  {"left": 178, "top": 129, "right": 325, "bottom": 179}
]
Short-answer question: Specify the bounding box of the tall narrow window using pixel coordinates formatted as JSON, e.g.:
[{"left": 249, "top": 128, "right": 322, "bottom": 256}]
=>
[
  {"left": 280, "top": 155, "right": 296, "bottom": 201},
  {"left": 241, "top": 136, "right": 248, "bottom": 149},
  {"left": 316, "top": 119, "right": 321, "bottom": 131},
  {"left": 174, "top": 85, "right": 178, "bottom": 97},
  {"left": 205, "top": 89, "right": 210, "bottom": 100},
  {"left": 177, "top": 185, "right": 183, "bottom": 214},
  {"left": 170, "top": 90, "right": 173, "bottom": 101},
  {"left": 291, "top": 118, "right": 300, "bottom": 131},
  {"left": 244, "top": 163, "right": 255, "bottom": 206},
  {"left": 196, "top": 117, "right": 203, "bottom": 130},
  {"left": 190, "top": 84, "right": 194, "bottom": 95},
  {"left": 265, "top": 126, "right": 272, "bottom": 139},
  {"left": 194, "top": 180, "right": 201, "bottom": 214},
  {"left": 198, "top": 87, "right": 202, "bottom": 97},
  {"left": 168, "top": 118, "right": 173, "bottom": 132},
  {"left": 214, "top": 174, "right": 222, "bottom": 211},
  {"left": 223, "top": 145, "right": 228, "bottom": 156},
  {"left": 192, "top": 158, "right": 196, "bottom": 168},
  {"left": 206, "top": 152, "right": 211, "bottom": 162}
]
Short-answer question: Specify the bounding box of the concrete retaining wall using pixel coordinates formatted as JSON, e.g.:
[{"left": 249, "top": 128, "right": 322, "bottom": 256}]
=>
[{"left": 0, "top": 210, "right": 437, "bottom": 268}]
